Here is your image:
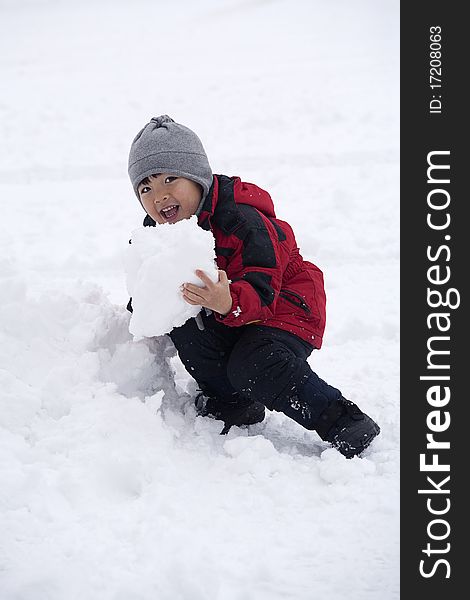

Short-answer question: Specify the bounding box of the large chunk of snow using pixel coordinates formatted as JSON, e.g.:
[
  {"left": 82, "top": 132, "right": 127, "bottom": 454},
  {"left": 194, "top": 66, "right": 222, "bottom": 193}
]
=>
[{"left": 126, "top": 217, "right": 219, "bottom": 337}]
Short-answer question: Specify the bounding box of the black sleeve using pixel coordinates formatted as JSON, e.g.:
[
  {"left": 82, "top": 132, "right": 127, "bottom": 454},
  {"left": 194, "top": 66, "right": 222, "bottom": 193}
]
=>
[{"left": 143, "top": 215, "right": 156, "bottom": 227}]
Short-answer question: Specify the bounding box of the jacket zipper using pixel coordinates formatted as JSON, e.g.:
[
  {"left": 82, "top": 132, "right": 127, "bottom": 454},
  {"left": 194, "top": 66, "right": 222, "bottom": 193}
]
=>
[{"left": 279, "top": 289, "right": 311, "bottom": 314}]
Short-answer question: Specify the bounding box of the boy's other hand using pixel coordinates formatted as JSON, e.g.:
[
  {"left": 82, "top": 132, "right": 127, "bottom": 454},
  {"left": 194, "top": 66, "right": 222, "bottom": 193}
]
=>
[{"left": 182, "top": 269, "right": 233, "bottom": 316}]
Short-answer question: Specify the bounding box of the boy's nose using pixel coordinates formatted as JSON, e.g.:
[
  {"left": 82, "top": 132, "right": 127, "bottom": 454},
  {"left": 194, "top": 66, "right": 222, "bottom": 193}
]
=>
[{"left": 154, "top": 191, "right": 169, "bottom": 204}]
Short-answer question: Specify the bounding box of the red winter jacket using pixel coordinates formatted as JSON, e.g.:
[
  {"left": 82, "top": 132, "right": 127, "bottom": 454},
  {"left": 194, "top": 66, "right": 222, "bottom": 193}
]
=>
[{"left": 196, "top": 175, "right": 326, "bottom": 349}]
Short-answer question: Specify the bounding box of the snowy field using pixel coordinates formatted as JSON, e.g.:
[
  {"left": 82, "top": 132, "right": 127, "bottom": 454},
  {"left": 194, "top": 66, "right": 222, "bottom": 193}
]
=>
[{"left": 0, "top": 1, "right": 399, "bottom": 599}]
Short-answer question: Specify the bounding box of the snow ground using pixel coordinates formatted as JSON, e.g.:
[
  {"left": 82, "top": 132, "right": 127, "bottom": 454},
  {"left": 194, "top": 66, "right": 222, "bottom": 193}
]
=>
[{"left": 0, "top": 1, "right": 399, "bottom": 599}]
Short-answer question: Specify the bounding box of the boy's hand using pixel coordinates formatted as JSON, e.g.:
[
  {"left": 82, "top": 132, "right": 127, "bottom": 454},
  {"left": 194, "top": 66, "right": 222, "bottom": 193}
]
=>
[{"left": 182, "top": 269, "right": 233, "bottom": 316}]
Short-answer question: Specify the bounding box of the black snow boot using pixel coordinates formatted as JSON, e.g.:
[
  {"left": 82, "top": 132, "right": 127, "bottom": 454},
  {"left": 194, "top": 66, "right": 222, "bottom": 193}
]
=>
[
  {"left": 315, "top": 397, "right": 380, "bottom": 458},
  {"left": 195, "top": 392, "right": 266, "bottom": 434}
]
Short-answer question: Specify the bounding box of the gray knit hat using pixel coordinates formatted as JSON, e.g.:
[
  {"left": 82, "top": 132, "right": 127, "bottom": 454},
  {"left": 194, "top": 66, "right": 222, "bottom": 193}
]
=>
[{"left": 128, "top": 115, "right": 213, "bottom": 199}]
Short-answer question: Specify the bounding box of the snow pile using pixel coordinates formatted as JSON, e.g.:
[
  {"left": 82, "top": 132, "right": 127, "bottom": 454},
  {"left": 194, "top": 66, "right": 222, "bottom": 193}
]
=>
[
  {"left": 0, "top": 265, "right": 395, "bottom": 600},
  {"left": 126, "top": 217, "right": 218, "bottom": 337}
]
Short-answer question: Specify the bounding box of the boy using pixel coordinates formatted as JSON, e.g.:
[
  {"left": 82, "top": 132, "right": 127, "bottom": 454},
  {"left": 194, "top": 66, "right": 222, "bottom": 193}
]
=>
[{"left": 127, "top": 115, "right": 380, "bottom": 458}]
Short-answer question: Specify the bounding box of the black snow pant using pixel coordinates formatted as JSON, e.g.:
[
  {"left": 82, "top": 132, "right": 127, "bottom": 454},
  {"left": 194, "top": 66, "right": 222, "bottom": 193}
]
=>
[{"left": 169, "top": 311, "right": 342, "bottom": 429}]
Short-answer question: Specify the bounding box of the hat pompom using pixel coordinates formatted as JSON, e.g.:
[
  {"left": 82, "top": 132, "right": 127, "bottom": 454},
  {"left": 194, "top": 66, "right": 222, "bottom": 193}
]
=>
[{"left": 150, "top": 115, "right": 174, "bottom": 127}]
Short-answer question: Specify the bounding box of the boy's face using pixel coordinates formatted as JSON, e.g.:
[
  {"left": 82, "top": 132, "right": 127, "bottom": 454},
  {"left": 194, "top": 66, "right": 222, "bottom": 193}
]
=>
[{"left": 137, "top": 174, "right": 203, "bottom": 224}]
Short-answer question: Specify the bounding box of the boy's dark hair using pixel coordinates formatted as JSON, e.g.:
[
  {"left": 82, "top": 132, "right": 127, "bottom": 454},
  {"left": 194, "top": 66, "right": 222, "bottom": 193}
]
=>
[{"left": 137, "top": 174, "right": 159, "bottom": 190}]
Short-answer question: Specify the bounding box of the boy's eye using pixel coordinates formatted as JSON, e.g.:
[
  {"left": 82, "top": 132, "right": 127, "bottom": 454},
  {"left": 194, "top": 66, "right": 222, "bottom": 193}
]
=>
[
  {"left": 140, "top": 186, "right": 151, "bottom": 195},
  {"left": 164, "top": 176, "right": 177, "bottom": 184}
]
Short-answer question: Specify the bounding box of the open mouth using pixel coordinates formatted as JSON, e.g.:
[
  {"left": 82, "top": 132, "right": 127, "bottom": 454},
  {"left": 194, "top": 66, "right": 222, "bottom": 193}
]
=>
[{"left": 160, "top": 204, "right": 180, "bottom": 222}]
